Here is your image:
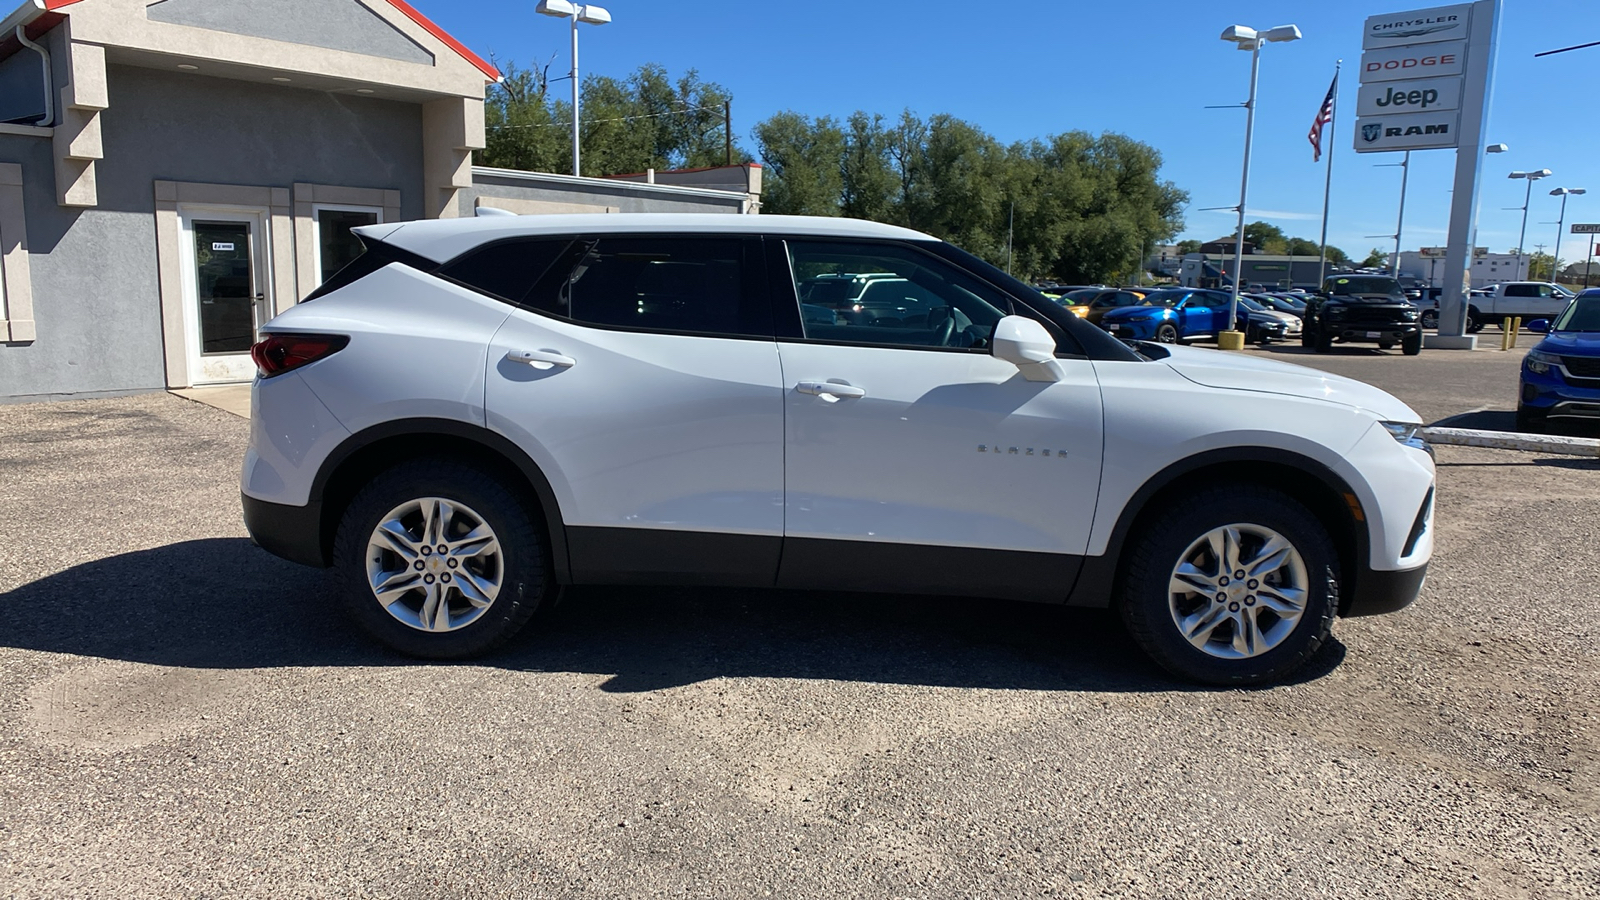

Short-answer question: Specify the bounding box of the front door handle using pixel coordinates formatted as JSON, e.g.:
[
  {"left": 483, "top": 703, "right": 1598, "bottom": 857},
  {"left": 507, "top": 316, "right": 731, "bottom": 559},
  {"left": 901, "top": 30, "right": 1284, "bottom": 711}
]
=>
[
  {"left": 506, "top": 349, "right": 575, "bottom": 369},
  {"left": 796, "top": 380, "right": 866, "bottom": 399}
]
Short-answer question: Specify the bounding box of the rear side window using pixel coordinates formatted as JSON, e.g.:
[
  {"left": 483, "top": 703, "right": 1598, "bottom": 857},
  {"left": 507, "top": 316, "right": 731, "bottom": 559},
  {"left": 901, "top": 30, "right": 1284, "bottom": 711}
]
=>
[
  {"left": 529, "top": 237, "right": 770, "bottom": 338},
  {"left": 436, "top": 238, "right": 572, "bottom": 306}
]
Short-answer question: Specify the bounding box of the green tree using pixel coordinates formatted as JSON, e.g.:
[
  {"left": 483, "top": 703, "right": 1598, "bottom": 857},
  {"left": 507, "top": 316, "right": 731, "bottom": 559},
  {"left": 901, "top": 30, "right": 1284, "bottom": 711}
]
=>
[
  {"left": 1361, "top": 247, "right": 1389, "bottom": 268},
  {"left": 1526, "top": 251, "right": 1556, "bottom": 281},
  {"left": 1243, "top": 221, "right": 1288, "bottom": 255},
  {"left": 1176, "top": 239, "right": 1202, "bottom": 255},
  {"left": 751, "top": 112, "right": 845, "bottom": 216}
]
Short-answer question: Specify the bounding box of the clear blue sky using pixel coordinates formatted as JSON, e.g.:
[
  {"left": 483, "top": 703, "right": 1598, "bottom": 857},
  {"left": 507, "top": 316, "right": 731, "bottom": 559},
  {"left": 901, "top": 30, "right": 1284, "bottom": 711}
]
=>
[{"left": 415, "top": 0, "right": 1598, "bottom": 267}]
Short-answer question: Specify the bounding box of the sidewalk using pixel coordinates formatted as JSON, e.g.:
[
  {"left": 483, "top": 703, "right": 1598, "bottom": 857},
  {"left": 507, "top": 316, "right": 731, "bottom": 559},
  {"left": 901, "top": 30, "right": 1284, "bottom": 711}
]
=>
[{"left": 170, "top": 384, "right": 251, "bottom": 418}]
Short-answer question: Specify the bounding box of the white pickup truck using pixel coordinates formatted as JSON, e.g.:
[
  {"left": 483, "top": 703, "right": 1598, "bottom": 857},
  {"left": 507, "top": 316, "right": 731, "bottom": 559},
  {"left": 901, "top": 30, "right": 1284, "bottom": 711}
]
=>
[{"left": 1419, "top": 282, "right": 1575, "bottom": 331}]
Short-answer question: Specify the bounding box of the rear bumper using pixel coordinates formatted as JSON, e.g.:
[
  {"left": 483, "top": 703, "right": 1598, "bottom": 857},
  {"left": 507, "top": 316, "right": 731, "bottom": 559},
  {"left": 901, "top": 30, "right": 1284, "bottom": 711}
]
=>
[
  {"left": 1344, "top": 562, "right": 1427, "bottom": 617},
  {"left": 242, "top": 493, "right": 327, "bottom": 568}
]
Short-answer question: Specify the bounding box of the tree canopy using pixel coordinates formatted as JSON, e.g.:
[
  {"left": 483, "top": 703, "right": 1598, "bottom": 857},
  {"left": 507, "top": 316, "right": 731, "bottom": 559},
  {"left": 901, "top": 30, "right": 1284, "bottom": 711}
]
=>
[
  {"left": 481, "top": 61, "right": 748, "bottom": 175},
  {"left": 756, "top": 109, "right": 1188, "bottom": 283}
]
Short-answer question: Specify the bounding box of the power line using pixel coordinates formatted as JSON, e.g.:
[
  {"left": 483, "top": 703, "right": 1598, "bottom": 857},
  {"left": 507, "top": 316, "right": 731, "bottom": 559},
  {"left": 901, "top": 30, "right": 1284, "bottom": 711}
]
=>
[{"left": 488, "top": 103, "right": 724, "bottom": 129}]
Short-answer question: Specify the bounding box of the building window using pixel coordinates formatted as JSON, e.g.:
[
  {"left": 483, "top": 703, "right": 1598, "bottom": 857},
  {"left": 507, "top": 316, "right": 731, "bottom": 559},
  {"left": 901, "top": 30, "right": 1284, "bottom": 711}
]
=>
[{"left": 314, "top": 205, "right": 382, "bottom": 286}]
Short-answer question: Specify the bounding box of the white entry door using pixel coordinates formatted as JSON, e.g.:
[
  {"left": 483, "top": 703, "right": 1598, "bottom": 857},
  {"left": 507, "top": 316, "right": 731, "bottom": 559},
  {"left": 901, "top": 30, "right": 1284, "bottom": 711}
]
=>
[{"left": 178, "top": 207, "right": 269, "bottom": 384}]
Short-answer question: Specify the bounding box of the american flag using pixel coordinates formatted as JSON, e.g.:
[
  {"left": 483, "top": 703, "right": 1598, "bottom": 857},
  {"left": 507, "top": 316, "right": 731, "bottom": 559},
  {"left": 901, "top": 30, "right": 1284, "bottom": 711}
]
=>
[{"left": 1308, "top": 74, "right": 1337, "bottom": 162}]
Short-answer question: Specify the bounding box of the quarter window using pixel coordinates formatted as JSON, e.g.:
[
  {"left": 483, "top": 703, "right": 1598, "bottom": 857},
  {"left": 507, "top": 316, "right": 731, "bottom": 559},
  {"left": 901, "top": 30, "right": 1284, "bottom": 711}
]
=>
[{"left": 785, "top": 241, "right": 1011, "bottom": 349}]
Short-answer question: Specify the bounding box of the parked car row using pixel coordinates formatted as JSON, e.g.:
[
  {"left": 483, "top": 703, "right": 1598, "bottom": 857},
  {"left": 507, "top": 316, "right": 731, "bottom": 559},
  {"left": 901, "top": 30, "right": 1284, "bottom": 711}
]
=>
[{"left": 1079, "top": 288, "right": 1298, "bottom": 346}]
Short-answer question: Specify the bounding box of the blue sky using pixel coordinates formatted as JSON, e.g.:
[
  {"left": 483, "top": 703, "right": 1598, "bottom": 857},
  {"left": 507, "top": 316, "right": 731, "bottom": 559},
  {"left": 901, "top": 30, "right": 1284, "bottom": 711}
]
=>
[{"left": 416, "top": 0, "right": 1598, "bottom": 267}]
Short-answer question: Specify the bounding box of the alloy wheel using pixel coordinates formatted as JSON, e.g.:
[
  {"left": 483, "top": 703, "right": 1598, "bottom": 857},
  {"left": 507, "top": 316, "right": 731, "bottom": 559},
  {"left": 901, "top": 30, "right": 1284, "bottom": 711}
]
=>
[
  {"left": 1166, "top": 523, "right": 1308, "bottom": 659},
  {"left": 365, "top": 497, "right": 504, "bottom": 632}
]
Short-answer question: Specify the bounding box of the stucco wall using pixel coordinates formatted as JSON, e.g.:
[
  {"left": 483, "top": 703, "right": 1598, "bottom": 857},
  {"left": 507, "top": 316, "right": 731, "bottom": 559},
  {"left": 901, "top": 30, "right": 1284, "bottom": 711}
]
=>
[
  {"left": 145, "top": 0, "right": 435, "bottom": 66},
  {"left": 0, "top": 64, "right": 426, "bottom": 399}
]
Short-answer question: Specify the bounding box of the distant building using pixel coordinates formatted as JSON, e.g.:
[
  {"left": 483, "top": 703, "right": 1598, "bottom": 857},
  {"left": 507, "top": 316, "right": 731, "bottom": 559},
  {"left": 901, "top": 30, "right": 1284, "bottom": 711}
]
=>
[
  {"left": 1200, "top": 238, "right": 1255, "bottom": 256},
  {"left": 1395, "top": 249, "right": 1527, "bottom": 288},
  {"left": 1179, "top": 253, "right": 1338, "bottom": 290}
]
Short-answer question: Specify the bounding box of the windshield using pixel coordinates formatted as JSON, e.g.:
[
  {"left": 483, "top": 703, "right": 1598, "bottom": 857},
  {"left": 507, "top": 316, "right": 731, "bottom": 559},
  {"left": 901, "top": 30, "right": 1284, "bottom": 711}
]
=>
[
  {"left": 1061, "top": 289, "right": 1102, "bottom": 303},
  {"left": 1325, "top": 276, "right": 1403, "bottom": 302},
  {"left": 1139, "top": 289, "right": 1186, "bottom": 308},
  {"left": 1552, "top": 296, "right": 1600, "bottom": 333},
  {"left": 1237, "top": 297, "right": 1267, "bottom": 311}
]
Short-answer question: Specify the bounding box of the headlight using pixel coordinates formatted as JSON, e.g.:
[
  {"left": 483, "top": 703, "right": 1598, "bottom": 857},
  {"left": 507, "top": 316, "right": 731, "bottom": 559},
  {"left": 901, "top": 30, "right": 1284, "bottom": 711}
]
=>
[
  {"left": 1401, "top": 309, "right": 1418, "bottom": 321},
  {"left": 1381, "top": 421, "right": 1420, "bottom": 443},
  {"left": 1325, "top": 306, "right": 1346, "bottom": 318},
  {"left": 1525, "top": 349, "right": 1559, "bottom": 375}
]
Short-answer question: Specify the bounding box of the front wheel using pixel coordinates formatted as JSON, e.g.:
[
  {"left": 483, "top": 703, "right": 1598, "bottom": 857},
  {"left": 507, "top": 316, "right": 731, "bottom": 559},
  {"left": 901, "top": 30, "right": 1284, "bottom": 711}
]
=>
[
  {"left": 333, "top": 459, "right": 552, "bottom": 659},
  {"left": 1467, "top": 306, "right": 1484, "bottom": 333},
  {"left": 1402, "top": 332, "right": 1422, "bottom": 356},
  {"left": 1118, "top": 485, "right": 1338, "bottom": 685},
  {"left": 1313, "top": 329, "right": 1333, "bottom": 353},
  {"left": 1155, "top": 323, "right": 1179, "bottom": 344}
]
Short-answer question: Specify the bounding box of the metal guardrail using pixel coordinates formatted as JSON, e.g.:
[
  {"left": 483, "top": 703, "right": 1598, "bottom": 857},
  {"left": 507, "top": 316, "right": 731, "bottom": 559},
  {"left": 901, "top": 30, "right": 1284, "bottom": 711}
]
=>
[{"left": 1419, "top": 426, "right": 1600, "bottom": 457}]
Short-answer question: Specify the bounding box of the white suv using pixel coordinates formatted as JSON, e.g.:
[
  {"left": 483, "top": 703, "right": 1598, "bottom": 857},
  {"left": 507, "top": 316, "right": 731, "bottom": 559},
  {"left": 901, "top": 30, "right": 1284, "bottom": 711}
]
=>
[{"left": 242, "top": 214, "right": 1435, "bottom": 684}]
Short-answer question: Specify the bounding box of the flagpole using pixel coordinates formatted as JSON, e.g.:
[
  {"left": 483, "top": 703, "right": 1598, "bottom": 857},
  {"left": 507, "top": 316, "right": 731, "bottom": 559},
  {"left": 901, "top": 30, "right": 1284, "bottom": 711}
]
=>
[{"left": 1317, "top": 60, "right": 1342, "bottom": 287}]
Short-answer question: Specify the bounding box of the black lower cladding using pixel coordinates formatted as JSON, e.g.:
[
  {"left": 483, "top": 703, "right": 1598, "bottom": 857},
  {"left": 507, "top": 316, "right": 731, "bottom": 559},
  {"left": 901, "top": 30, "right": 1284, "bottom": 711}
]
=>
[
  {"left": 566, "top": 527, "right": 1085, "bottom": 601},
  {"left": 777, "top": 537, "right": 1083, "bottom": 603},
  {"left": 241, "top": 493, "right": 327, "bottom": 567},
  {"left": 1344, "top": 562, "right": 1428, "bottom": 617}
]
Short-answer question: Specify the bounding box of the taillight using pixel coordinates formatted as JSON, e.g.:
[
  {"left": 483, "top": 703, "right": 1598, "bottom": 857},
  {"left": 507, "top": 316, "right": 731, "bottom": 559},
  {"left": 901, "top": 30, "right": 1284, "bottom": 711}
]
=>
[{"left": 250, "top": 333, "right": 350, "bottom": 378}]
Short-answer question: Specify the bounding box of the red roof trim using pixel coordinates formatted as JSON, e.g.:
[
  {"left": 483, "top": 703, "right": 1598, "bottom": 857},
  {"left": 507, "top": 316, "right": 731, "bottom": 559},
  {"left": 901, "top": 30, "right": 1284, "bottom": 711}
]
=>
[
  {"left": 0, "top": 11, "right": 65, "bottom": 64},
  {"left": 382, "top": 0, "right": 501, "bottom": 82},
  {"left": 42, "top": 0, "right": 83, "bottom": 9}
]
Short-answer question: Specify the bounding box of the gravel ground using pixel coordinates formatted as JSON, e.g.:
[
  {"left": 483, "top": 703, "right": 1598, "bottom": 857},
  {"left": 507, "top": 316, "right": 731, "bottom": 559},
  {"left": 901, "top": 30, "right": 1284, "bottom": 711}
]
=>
[{"left": 0, "top": 352, "right": 1596, "bottom": 899}]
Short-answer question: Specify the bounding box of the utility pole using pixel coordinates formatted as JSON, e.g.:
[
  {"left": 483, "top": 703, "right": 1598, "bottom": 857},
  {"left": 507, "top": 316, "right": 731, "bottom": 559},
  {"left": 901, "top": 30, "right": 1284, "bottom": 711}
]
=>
[{"left": 724, "top": 100, "right": 732, "bottom": 166}]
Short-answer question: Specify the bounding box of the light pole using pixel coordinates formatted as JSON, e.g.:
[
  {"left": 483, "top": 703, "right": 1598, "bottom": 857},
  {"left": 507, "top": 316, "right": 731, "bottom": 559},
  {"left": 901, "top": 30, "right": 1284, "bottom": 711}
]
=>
[
  {"left": 1218, "top": 23, "right": 1301, "bottom": 351},
  {"left": 535, "top": 0, "right": 612, "bottom": 178},
  {"left": 1508, "top": 168, "right": 1552, "bottom": 280},
  {"left": 1549, "top": 187, "right": 1585, "bottom": 286}
]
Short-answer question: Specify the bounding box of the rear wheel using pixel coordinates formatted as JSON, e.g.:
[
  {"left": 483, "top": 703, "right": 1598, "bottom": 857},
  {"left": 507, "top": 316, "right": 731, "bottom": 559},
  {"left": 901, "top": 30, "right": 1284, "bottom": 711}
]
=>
[
  {"left": 1119, "top": 485, "right": 1337, "bottom": 685},
  {"left": 1421, "top": 309, "right": 1439, "bottom": 329},
  {"left": 1467, "top": 306, "right": 1484, "bottom": 333},
  {"left": 1155, "top": 323, "right": 1178, "bottom": 344},
  {"left": 333, "top": 459, "right": 551, "bottom": 659}
]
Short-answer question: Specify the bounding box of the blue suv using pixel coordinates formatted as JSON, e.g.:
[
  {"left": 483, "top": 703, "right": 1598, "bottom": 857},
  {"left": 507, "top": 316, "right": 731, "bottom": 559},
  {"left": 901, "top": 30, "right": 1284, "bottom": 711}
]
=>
[
  {"left": 1098, "top": 288, "right": 1285, "bottom": 344},
  {"left": 1519, "top": 289, "right": 1600, "bottom": 432}
]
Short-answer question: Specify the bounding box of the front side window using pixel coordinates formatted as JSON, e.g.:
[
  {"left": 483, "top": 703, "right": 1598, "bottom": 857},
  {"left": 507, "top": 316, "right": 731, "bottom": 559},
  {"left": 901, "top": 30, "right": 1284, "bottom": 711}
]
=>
[{"left": 785, "top": 241, "right": 1010, "bottom": 349}]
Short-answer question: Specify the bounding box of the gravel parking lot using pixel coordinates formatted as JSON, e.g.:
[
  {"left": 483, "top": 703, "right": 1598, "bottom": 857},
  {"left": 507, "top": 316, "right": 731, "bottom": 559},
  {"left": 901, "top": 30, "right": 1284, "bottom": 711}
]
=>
[{"left": 1, "top": 348, "right": 1596, "bottom": 899}]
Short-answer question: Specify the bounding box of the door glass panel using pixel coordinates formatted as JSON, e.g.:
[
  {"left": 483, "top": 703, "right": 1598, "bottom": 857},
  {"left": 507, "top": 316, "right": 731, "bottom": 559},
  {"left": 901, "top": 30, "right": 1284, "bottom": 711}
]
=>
[
  {"left": 317, "top": 209, "right": 379, "bottom": 285},
  {"left": 193, "top": 221, "right": 255, "bottom": 354},
  {"left": 786, "top": 241, "right": 1010, "bottom": 349},
  {"left": 547, "top": 237, "right": 765, "bottom": 337}
]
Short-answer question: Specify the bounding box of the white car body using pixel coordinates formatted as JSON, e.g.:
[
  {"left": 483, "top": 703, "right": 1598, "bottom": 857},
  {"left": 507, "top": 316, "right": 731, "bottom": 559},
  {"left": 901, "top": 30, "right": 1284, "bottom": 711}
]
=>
[{"left": 241, "top": 214, "right": 1435, "bottom": 680}]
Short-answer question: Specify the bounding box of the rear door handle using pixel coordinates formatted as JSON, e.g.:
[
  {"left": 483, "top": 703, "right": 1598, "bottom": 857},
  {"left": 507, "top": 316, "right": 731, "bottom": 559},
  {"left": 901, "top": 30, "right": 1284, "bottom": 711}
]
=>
[
  {"left": 796, "top": 380, "right": 866, "bottom": 399},
  {"left": 506, "top": 349, "right": 575, "bottom": 369}
]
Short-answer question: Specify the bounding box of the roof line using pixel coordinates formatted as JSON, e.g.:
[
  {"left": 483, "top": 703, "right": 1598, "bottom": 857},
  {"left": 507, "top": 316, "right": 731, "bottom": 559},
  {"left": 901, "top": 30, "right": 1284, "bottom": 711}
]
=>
[
  {"left": 472, "top": 166, "right": 751, "bottom": 200},
  {"left": 382, "top": 0, "right": 501, "bottom": 82}
]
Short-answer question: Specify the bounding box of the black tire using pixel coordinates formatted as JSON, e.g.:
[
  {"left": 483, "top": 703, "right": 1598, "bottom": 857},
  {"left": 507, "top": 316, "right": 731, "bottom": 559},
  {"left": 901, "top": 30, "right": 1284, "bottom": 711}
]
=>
[
  {"left": 1402, "top": 332, "right": 1422, "bottom": 356},
  {"left": 1420, "top": 309, "right": 1439, "bottom": 329},
  {"left": 1155, "top": 323, "right": 1178, "bottom": 344},
  {"left": 1313, "top": 328, "right": 1333, "bottom": 353},
  {"left": 1467, "top": 306, "right": 1484, "bottom": 333},
  {"left": 1118, "top": 484, "right": 1338, "bottom": 686},
  {"left": 1299, "top": 325, "right": 1316, "bottom": 348},
  {"left": 1516, "top": 406, "right": 1546, "bottom": 434},
  {"left": 333, "top": 458, "right": 552, "bottom": 659}
]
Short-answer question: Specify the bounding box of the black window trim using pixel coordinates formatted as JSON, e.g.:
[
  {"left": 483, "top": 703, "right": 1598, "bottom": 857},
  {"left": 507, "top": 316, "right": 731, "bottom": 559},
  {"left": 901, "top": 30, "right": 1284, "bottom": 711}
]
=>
[
  {"left": 770, "top": 236, "right": 1095, "bottom": 358},
  {"left": 444, "top": 232, "right": 778, "bottom": 343}
]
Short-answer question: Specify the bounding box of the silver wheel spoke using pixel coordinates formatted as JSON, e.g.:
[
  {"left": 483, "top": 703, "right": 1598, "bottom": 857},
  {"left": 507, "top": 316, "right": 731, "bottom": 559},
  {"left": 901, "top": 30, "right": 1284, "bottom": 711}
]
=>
[
  {"left": 372, "top": 569, "right": 421, "bottom": 605},
  {"left": 453, "top": 571, "right": 497, "bottom": 608},
  {"left": 1257, "top": 584, "right": 1306, "bottom": 614},
  {"left": 1247, "top": 535, "right": 1293, "bottom": 578},
  {"left": 376, "top": 521, "right": 419, "bottom": 559},
  {"left": 1179, "top": 605, "right": 1231, "bottom": 648},
  {"left": 418, "top": 583, "right": 449, "bottom": 631},
  {"left": 1233, "top": 608, "right": 1259, "bottom": 656},
  {"left": 449, "top": 524, "right": 500, "bottom": 560},
  {"left": 1222, "top": 527, "right": 1243, "bottom": 573}
]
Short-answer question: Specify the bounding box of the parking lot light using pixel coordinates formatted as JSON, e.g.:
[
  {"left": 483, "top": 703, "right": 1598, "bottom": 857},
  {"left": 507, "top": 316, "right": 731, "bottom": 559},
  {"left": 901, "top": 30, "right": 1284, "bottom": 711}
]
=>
[
  {"left": 1509, "top": 169, "right": 1553, "bottom": 280},
  {"left": 1550, "top": 187, "right": 1586, "bottom": 285},
  {"left": 1217, "top": 22, "right": 1301, "bottom": 350},
  {"left": 535, "top": 0, "right": 612, "bottom": 177}
]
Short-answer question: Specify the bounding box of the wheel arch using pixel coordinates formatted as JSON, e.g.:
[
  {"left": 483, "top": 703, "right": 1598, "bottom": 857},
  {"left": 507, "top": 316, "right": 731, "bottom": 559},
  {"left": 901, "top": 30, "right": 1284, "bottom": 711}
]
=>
[
  {"left": 1066, "top": 447, "right": 1367, "bottom": 616},
  {"left": 309, "top": 419, "right": 571, "bottom": 582}
]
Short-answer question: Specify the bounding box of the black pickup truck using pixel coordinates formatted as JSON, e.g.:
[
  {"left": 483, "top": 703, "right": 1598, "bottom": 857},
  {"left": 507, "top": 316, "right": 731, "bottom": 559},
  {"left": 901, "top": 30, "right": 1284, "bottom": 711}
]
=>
[{"left": 1300, "top": 275, "right": 1423, "bottom": 355}]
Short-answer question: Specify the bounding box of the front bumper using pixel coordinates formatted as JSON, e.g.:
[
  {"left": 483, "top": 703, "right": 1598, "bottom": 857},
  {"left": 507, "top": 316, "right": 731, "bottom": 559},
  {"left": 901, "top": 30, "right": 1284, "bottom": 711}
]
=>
[
  {"left": 1326, "top": 322, "right": 1421, "bottom": 343},
  {"left": 1519, "top": 366, "right": 1600, "bottom": 417},
  {"left": 1345, "top": 562, "right": 1428, "bottom": 617},
  {"left": 243, "top": 493, "right": 328, "bottom": 568},
  {"left": 1103, "top": 320, "right": 1156, "bottom": 340}
]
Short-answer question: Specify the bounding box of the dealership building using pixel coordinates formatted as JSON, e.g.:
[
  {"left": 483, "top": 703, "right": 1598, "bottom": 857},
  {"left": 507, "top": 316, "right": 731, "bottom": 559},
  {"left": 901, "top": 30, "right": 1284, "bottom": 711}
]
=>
[{"left": 0, "top": 0, "right": 758, "bottom": 402}]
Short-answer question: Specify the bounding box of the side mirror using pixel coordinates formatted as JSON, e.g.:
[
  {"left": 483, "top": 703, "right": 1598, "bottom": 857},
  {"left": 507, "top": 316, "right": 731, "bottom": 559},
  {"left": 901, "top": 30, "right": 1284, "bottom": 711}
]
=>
[
  {"left": 1527, "top": 319, "right": 1551, "bottom": 333},
  {"left": 991, "top": 315, "right": 1064, "bottom": 382}
]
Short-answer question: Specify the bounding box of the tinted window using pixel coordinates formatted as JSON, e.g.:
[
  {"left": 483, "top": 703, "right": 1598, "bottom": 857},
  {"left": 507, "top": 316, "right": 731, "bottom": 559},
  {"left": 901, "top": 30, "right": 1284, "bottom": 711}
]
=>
[
  {"left": 785, "top": 241, "right": 1011, "bottom": 349},
  {"left": 541, "top": 237, "right": 767, "bottom": 337},
  {"left": 438, "top": 239, "right": 571, "bottom": 305},
  {"left": 1505, "top": 283, "right": 1535, "bottom": 297}
]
